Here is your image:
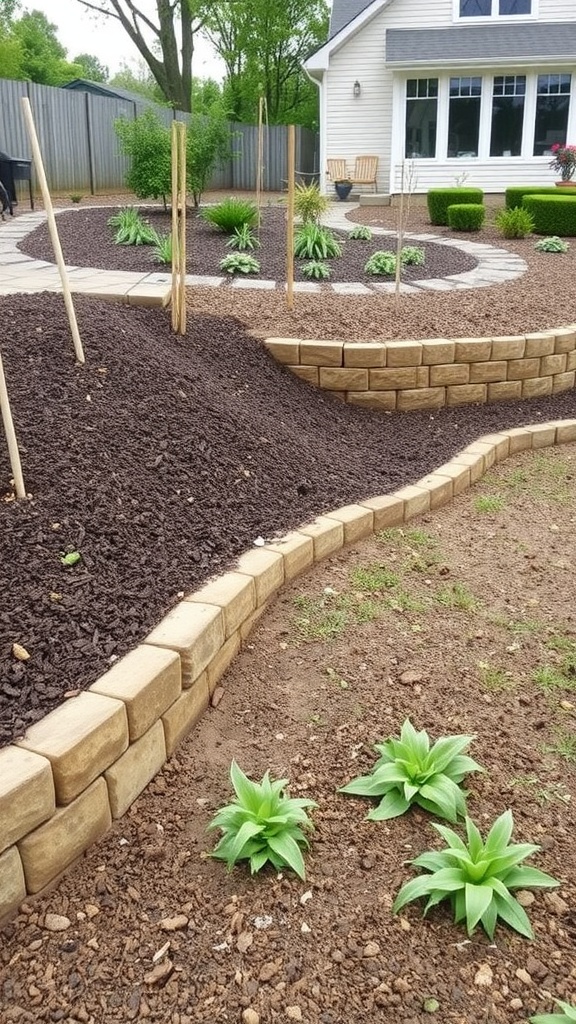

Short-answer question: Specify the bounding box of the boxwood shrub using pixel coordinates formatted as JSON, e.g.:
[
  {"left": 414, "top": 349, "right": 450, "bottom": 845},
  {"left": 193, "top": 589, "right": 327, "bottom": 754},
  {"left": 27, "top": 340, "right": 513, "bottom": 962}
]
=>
[
  {"left": 522, "top": 195, "right": 576, "bottom": 236},
  {"left": 505, "top": 185, "right": 576, "bottom": 209},
  {"left": 427, "top": 188, "right": 484, "bottom": 225},
  {"left": 447, "top": 203, "right": 485, "bottom": 231}
]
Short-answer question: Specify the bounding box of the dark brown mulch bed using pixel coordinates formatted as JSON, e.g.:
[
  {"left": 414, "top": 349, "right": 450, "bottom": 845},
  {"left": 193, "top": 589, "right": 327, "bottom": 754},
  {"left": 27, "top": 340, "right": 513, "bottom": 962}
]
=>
[
  {"left": 18, "top": 206, "right": 478, "bottom": 284},
  {"left": 1, "top": 291, "right": 575, "bottom": 747}
]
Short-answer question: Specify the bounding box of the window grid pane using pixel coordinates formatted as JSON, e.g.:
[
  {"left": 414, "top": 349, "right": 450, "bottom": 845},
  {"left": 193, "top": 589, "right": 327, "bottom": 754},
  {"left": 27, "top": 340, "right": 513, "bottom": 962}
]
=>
[
  {"left": 405, "top": 79, "right": 438, "bottom": 159},
  {"left": 460, "top": 0, "right": 491, "bottom": 15},
  {"left": 499, "top": 0, "right": 531, "bottom": 13}
]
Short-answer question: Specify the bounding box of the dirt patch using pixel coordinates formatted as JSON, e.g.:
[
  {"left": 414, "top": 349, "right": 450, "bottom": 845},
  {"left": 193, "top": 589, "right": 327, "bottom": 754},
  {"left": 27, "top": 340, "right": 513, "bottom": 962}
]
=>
[
  {"left": 1, "top": 293, "right": 576, "bottom": 746},
  {"left": 1, "top": 444, "right": 575, "bottom": 1024}
]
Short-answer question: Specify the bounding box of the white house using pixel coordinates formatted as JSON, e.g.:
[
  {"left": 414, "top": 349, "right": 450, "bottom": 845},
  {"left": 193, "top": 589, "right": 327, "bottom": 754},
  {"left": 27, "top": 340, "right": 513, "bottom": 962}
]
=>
[{"left": 304, "top": 0, "right": 576, "bottom": 193}]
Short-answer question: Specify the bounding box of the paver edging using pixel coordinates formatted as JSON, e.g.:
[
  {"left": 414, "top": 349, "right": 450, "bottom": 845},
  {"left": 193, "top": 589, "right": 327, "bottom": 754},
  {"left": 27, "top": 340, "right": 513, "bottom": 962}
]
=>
[{"left": 2, "top": 417, "right": 576, "bottom": 925}]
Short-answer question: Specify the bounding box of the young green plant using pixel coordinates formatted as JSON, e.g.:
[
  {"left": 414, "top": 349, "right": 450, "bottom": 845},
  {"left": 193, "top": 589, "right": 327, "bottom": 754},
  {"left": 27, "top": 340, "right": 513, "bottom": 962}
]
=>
[
  {"left": 393, "top": 809, "right": 559, "bottom": 938},
  {"left": 226, "top": 224, "right": 260, "bottom": 251},
  {"left": 339, "top": 719, "right": 483, "bottom": 822},
  {"left": 294, "top": 224, "right": 342, "bottom": 260},
  {"left": 530, "top": 1000, "right": 576, "bottom": 1024},
  {"left": 219, "top": 253, "right": 261, "bottom": 275},
  {"left": 208, "top": 761, "right": 316, "bottom": 879}
]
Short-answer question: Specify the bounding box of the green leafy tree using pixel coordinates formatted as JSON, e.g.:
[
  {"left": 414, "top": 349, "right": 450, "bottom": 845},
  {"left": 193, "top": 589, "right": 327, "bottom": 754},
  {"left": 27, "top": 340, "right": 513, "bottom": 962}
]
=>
[
  {"left": 187, "top": 106, "right": 231, "bottom": 205},
  {"left": 0, "top": 35, "right": 24, "bottom": 78},
  {"left": 72, "top": 52, "right": 109, "bottom": 82},
  {"left": 109, "top": 60, "right": 167, "bottom": 103},
  {"left": 11, "top": 10, "right": 82, "bottom": 85}
]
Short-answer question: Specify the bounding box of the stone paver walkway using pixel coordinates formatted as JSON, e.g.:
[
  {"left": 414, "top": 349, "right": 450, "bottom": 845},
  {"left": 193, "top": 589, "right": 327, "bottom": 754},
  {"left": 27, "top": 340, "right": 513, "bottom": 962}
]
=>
[{"left": 0, "top": 205, "right": 527, "bottom": 299}]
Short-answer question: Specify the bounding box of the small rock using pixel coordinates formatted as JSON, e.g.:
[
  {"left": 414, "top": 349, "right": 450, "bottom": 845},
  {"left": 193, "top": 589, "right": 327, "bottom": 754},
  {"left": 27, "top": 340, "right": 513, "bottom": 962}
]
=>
[
  {"left": 361, "top": 857, "right": 374, "bottom": 871},
  {"left": 152, "top": 940, "right": 171, "bottom": 964},
  {"left": 160, "top": 914, "right": 188, "bottom": 932},
  {"left": 399, "top": 917, "right": 411, "bottom": 932},
  {"left": 300, "top": 890, "right": 313, "bottom": 905},
  {"left": 301, "top": 922, "right": 311, "bottom": 934},
  {"left": 242, "top": 1011, "right": 260, "bottom": 1024},
  {"left": 515, "top": 968, "right": 532, "bottom": 986},
  {"left": 237, "top": 931, "right": 254, "bottom": 953},
  {"left": 211, "top": 686, "right": 225, "bottom": 708},
  {"left": 144, "top": 959, "right": 173, "bottom": 986},
  {"left": 12, "top": 643, "right": 30, "bottom": 661},
  {"left": 545, "top": 892, "right": 568, "bottom": 915},
  {"left": 516, "top": 891, "right": 535, "bottom": 907},
  {"left": 399, "top": 670, "right": 422, "bottom": 686},
  {"left": 286, "top": 1008, "right": 303, "bottom": 1021},
  {"left": 474, "top": 964, "right": 493, "bottom": 987},
  {"left": 510, "top": 998, "right": 523, "bottom": 1011},
  {"left": 28, "top": 939, "right": 43, "bottom": 951},
  {"left": 363, "top": 941, "right": 380, "bottom": 958},
  {"left": 43, "top": 913, "right": 71, "bottom": 932},
  {"left": 393, "top": 977, "right": 410, "bottom": 994},
  {"left": 259, "top": 961, "right": 280, "bottom": 982}
]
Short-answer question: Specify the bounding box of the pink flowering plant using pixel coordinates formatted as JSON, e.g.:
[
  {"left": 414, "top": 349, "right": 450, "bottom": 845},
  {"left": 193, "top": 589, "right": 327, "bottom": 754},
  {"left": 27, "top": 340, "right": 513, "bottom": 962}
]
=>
[{"left": 549, "top": 143, "right": 576, "bottom": 182}]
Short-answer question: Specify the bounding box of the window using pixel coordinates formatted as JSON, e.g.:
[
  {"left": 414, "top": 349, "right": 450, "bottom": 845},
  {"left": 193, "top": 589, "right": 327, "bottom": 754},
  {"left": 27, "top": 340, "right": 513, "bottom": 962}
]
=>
[
  {"left": 459, "top": 0, "right": 531, "bottom": 14},
  {"left": 534, "top": 74, "right": 571, "bottom": 156},
  {"left": 448, "top": 77, "right": 482, "bottom": 157},
  {"left": 490, "top": 75, "right": 526, "bottom": 156},
  {"left": 405, "top": 78, "right": 438, "bottom": 158}
]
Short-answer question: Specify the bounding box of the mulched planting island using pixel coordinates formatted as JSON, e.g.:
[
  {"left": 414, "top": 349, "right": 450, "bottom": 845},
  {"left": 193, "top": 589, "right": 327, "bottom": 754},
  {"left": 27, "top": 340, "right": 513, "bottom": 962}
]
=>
[
  {"left": 18, "top": 205, "right": 478, "bottom": 284},
  {"left": 1, "top": 292, "right": 576, "bottom": 746},
  {"left": 1, "top": 445, "right": 575, "bottom": 1024}
]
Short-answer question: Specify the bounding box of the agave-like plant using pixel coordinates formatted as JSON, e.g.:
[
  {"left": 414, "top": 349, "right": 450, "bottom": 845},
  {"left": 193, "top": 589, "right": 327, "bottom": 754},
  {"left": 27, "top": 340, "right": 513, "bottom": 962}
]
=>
[
  {"left": 393, "top": 809, "right": 559, "bottom": 939},
  {"left": 339, "top": 719, "right": 482, "bottom": 822},
  {"left": 208, "top": 761, "right": 316, "bottom": 879},
  {"left": 530, "top": 1001, "right": 576, "bottom": 1024}
]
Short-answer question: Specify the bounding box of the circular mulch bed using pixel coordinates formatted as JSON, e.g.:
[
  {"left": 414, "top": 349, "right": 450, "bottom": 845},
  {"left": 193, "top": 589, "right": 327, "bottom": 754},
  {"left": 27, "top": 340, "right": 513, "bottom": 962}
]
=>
[
  {"left": 18, "top": 206, "right": 478, "bottom": 284},
  {"left": 1, "top": 291, "right": 575, "bottom": 747}
]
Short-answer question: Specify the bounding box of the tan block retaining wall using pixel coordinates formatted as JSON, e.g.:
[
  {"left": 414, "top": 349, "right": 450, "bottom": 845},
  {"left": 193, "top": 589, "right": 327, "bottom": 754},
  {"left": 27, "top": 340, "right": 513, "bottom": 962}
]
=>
[
  {"left": 2, "top": 418, "right": 576, "bottom": 923},
  {"left": 264, "top": 329, "right": 576, "bottom": 410}
]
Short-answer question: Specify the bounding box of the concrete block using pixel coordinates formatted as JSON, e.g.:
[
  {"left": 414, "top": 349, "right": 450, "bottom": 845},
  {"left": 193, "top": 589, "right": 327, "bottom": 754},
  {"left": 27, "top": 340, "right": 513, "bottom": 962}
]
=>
[
  {"left": 265, "top": 531, "right": 315, "bottom": 580},
  {"left": 299, "top": 516, "right": 344, "bottom": 561},
  {"left": 446, "top": 383, "right": 487, "bottom": 406},
  {"left": 105, "top": 720, "right": 166, "bottom": 819},
  {"left": 369, "top": 367, "right": 418, "bottom": 390},
  {"left": 464, "top": 441, "right": 497, "bottom": 470},
  {"left": 347, "top": 390, "right": 397, "bottom": 411},
  {"left": 432, "top": 462, "right": 472, "bottom": 495},
  {"left": 0, "top": 747, "right": 55, "bottom": 854},
  {"left": 234, "top": 549, "right": 284, "bottom": 605},
  {"left": 299, "top": 340, "right": 343, "bottom": 367},
  {"left": 319, "top": 367, "right": 369, "bottom": 391},
  {"left": 469, "top": 360, "right": 508, "bottom": 384},
  {"left": 507, "top": 357, "right": 541, "bottom": 380},
  {"left": 487, "top": 380, "right": 522, "bottom": 403},
  {"left": 490, "top": 336, "right": 526, "bottom": 360},
  {"left": 414, "top": 473, "right": 453, "bottom": 510},
  {"left": 541, "top": 352, "right": 567, "bottom": 376},
  {"left": 421, "top": 340, "right": 455, "bottom": 365},
  {"left": 524, "top": 333, "right": 555, "bottom": 358},
  {"left": 397, "top": 387, "right": 445, "bottom": 411},
  {"left": 18, "top": 777, "right": 112, "bottom": 894},
  {"left": 430, "top": 363, "right": 470, "bottom": 386},
  {"left": 454, "top": 339, "right": 492, "bottom": 362},
  {"left": 343, "top": 343, "right": 386, "bottom": 368},
  {"left": 556, "top": 419, "right": 576, "bottom": 443},
  {"left": 416, "top": 367, "right": 430, "bottom": 387},
  {"left": 90, "top": 645, "right": 181, "bottom": 742},
  {"left": 324, "top": 504, "right": 374, "bottom": 544},
  {"left": 206, "top": 632, "right": 241, "bottom": 693},
  {"left": 186, "top": 573, "right": 256, "bottom": 639},
  {"left": 553, "top": 370, "right": 576, "bottom": 393},
  {"left": 450, "top": 451, "right": 485, "bottom": 483},
  {"left": 567, "top": 350, "right": 576, "bottom": 372},
  {"left": 521, "top": 377, "right": 553, "bottom": 399},
  {"left": 476, "top": 433, "right": 510, "bottom": 462},
  {"left": 0, "top": 847, "right": 26, "bottom": 923},
  {"left": 394, "top": 484, "right": 431, "bottom": 520},
  {"left": 146, "top": 602, "right": 224, "bottom": 689},
  {"left": 553, "top": 328, "right": 576, "bottom": 354},
  {"left": 289, "top": 365, "right": 319, "bottom": 385},
  {"left": 264, "top": 338, "right": 300, "bottom": 364},
  {"left": 360, "top": 495, "right": 405, "bottom": 531},
  {"left": 16, "top": 693, "right": 128, "bottom": 806},
  {"left": 505, "top": 427, "right": 534, "bottom": 453},
  {"left": 239, "top": 600, "right": 271, "bottom": 641},
  {"left": 385, "top": 341, "right": 423, "bottom": 366},
  {"left": 524, "top": 423, "right": 557, "bottom": 447},
  {"left": 162, "top": 674, "right": 210, "bottom": 756}
]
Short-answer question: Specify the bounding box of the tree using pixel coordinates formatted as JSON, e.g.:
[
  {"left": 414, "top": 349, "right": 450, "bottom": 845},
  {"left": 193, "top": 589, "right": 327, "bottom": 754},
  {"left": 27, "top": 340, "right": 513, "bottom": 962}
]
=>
[
  {"left": 73, "top": 52, "right": 109, "bottom": 82},
  {"left": 109, "top": 60, "right": 166, "bottom": 102},
  {"left": 202, "top": 0, "right": 329, "bottom": 129},
  {"left": 73, "top": 0, "right": 208, "bottom": 111},
  {"left": 0, "top": 0, "right": 20, "bottom": 31},
  {"left": 11, "top": 10, "right": 83, "bottom": 85}
]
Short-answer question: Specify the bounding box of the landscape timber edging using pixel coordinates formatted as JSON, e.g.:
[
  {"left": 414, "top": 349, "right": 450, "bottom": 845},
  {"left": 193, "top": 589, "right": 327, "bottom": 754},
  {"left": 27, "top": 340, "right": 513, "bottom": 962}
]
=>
[
  {"left": 264, "top": 328, "right": 576, "bottom": 411},
  {"left": 1, "top": 418, "right": 576, "bottom": 925}
]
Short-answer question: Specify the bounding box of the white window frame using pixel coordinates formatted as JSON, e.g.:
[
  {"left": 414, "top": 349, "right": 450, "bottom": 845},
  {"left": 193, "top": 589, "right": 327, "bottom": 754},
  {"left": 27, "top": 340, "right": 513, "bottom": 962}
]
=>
[{"left": 452, "top": 0, "right": 538, "bottom": 23}]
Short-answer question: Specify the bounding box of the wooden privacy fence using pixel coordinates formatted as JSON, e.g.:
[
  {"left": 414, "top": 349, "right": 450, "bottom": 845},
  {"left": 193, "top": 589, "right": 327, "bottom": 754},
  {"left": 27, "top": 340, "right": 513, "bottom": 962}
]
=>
[{"left": 0, "top": 78, "right": 319, "bottom": 196}]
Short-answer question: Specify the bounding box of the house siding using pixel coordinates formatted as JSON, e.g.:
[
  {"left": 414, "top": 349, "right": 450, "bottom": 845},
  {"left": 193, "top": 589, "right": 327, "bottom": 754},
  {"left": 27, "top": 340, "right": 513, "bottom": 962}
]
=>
[{"left": 321, "top": 0, "right": 576, "bottom": 194}]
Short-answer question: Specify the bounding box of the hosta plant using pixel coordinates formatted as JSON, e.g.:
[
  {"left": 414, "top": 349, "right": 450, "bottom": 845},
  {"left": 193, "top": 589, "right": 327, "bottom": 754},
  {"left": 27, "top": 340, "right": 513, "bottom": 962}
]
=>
[
  {"left": 401, "top": 245, "right": 425, "bottom": 266},
  {"left": 226, "top": 224, "right": 260, "bottom": 251},
  {"left": 535, "top": 236, "right": 570, "bottom": 253},
  {"left": 339, "top": 719, "right": 482, "bottom": 822},
  {"left": 364, "top": 250, "right": 397, "bottom": 275},
  {"left": 150, "top": 231, "right": 172, "bottom": 264},
  {"left": 219, "top": 253, "right": 261, "bottom": 275},
  {"left": 108, "top": 207, "right": 157, "bottom": 246},
  {"left": 294, "top": 223, "right": 342, "bottom": 260},
  {"left": 348, "top": 225, "right": 373, "bottom": 241},
  {"left": 393, "top": 809, "right": 559, "bottom": 938},
  {"left": 530, "top": 1000, "right": 576, "bottom": 1024},
  {"left": 208, "top": 761, "right": 316, "bottom": 879},
  {"left": 301, "top": 260, "right": 331, "bottom": 280},
  {"left": 202, "top": 196, "right": 258, "bottom": 232},
  {"left": 294, "top": 182, "right": 330, "bottom": 224}
]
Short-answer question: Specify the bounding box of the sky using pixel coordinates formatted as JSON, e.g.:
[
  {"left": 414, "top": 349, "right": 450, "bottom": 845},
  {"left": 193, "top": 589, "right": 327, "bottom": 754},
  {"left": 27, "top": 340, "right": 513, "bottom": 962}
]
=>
[{"left": 21, "top": 0, "right": 226, "bottom": 81}]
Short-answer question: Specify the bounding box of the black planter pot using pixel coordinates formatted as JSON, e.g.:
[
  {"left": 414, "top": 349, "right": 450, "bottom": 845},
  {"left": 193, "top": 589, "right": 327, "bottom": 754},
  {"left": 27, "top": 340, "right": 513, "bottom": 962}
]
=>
[{"left": 334, "top": 182, "right": 353, "bottom": 201}]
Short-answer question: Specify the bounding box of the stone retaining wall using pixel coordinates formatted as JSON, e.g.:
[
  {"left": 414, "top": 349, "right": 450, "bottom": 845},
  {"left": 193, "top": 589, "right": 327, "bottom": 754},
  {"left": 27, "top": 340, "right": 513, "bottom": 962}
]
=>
[
  {"left": 2, "top": 419, "right": 576, "bottom": 924},
  {"left": 264, "top": 329, "right": 576, "bottom": 411}
]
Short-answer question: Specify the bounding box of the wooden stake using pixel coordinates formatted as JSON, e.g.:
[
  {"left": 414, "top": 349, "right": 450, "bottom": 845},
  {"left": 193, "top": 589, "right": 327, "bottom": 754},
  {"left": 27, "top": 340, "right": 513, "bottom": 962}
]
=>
[
  {"left": 21, "top": 97, "right": 85, "bottom": 365},
  {"left": 286, "top": 125, "right": 295, "bottom": 311},
  {"left": 256, "top": 97, "right": 264, "bottom": 229},
  {"left": 178, "top": 122, "right": 187, "bottom": 336},
  {"left": 171, "top": 120, "right": 180, "bottom": 333},
  {"left": 394, "top": 162, "right": 406, "bottom": 310},
  {"left": 0, "top": 349, "right": 26, "bottom": 500}
]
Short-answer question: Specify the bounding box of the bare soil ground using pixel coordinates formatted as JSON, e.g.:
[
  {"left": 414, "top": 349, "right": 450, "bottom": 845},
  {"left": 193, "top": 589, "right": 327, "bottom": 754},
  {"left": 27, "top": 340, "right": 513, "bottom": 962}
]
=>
[{"left": 1, "top": 444, "right": 575, "bottom": 1024}]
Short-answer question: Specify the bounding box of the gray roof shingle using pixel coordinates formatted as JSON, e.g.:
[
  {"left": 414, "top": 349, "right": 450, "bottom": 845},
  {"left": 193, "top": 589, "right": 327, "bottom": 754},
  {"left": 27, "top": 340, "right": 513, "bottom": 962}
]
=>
[
  {"left": 386, "top": 22, "right": 576, "bottom": 63},
  {"left": 330, "top": 0, "right": 375, "bottom": 38}
]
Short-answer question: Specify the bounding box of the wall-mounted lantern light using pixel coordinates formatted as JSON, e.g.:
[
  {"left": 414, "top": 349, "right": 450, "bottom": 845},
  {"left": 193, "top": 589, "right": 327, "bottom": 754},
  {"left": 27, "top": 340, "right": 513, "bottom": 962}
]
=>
[{"left": 353, "top": 80, "right": 361, "bottom": 98}]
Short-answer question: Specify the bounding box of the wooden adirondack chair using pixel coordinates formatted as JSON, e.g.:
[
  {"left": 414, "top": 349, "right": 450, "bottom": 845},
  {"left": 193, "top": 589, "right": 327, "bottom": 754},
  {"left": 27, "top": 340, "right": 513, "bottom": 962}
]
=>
[
  {"left": 326, "top": 158, "right": 348, "bottom": 182},
  {"left": 351, "top": 155, "right": 379, "bottom": 191}
]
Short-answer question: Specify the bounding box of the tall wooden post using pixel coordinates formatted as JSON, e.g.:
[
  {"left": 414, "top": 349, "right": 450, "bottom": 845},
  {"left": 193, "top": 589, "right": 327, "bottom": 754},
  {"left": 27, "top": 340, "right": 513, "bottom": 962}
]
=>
[
  {"left": 0, "top": 350, "right": 26, "bottom": 500},
  {"left": 286, "top": 125, "right": 295, "bottom": 311},
  {"left": 178, "top": 122, "right": 187, "bottom": 336},
  {"left": 171, "top": 121, "right": 180, "bottom": 333}
]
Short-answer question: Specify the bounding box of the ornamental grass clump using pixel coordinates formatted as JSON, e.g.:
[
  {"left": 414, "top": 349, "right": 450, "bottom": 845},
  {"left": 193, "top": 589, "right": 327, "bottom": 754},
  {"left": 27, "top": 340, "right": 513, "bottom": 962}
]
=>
[
  {"left": 208, "top": 761, "right": 316, "bottom": 879},
  {"left": 108, "top": 207, "right": 157, "bottom": 246},
  {"left": 495, "top": 205, "right": 535, "bottom": 238},
  {"left": 531, "top": 1000, "right": 576, "bottom": 1023},
  {"left": 294, "top": 182, "right": 330, "bottom": 224},
  {"left": 339, "top": 719, "right": 483, "bottom": 821},
  {"left": 294, "top": 223, "right": 342, "bottom": 259},
  {"left": 393, "top": 809, "right": 559, "bottom": 939},
  {"left": 226, "top": 224, "right": 260, "bottom": 251},
  {"left": 202, "top": 196, "right": 258, "bottom": 232}
]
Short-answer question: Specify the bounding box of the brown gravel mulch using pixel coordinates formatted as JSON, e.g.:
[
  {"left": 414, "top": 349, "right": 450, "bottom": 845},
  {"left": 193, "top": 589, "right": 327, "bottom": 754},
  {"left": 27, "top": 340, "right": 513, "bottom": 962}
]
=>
[
  {"left": 1, "top": 292, "right": 576, "bottom": 747},
  {"left": 1, "top": 445, "right": 575, "bottom": 1024}
]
